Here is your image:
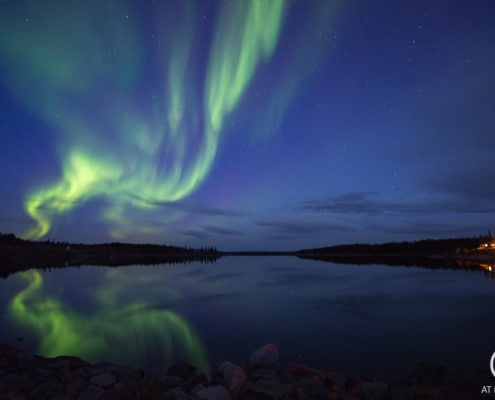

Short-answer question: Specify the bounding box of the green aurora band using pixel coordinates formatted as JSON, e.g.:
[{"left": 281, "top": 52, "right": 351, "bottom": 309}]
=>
[
  {"left": 9, "top": 269, "right": 210, "bottom": 374},
  {"left": 0, "top": 0, "right": 340, "bottom": 240}
]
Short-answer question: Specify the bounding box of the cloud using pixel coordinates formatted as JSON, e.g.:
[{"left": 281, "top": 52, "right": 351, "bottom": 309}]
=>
[
  {"left": 292, "top": 191, "right": 495, "bottom": 243},
  {"left": 183, "top": 225, "right": 244, "bottom": 241},
  {"left": 298, "top": 192, "right": 430, "bottom": 216},
  {"left": 202, "top": 225, "right": 244, "bottom": 236},
  {"left": 426, "top": 163, "right": 495, "bottom": 214},
  {"left": 299, "top": 192, "right": 383, "bottom": 215},
  {"left": 299, "top": 190, "right": 495, "bottom": 217},
  {"left": 363, "top": 219, "right": 475, "bottom": 237},
  {"left": 182, "top": 229, "right": 210, "bottom": 241},
  {"left": 129, "top": 194, "right": 247, "bottom": 217},
  {"left": 258, "top": 219, "right": 355, "bottom": 240}
]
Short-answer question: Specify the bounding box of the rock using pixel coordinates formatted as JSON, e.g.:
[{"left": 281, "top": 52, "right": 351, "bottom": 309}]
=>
[
  {"left": 0, "top": 372, "right": 33, "bottom": 393},
  {"left": 47, "top": 358, "right": 71, "bottom": 370},
  {"left": 65, "top": 383, "right": 78, "bottom": 397},
  {"left": 78, "top": 384, "right": 105, "bottom": 400},
  {"left": 27, "top": 381, "right": 65, "bottom": 398},
  {"left": 246, "top": 379, "right": 290, "bottom": 400},
  {"left": 2, "top": 343, "right": 487, "bottom": 400},
  {"left": 248, "top": 366, "right": 281, "bottom": 382},
  {"left": 89, "top": 372, "right": 116, "bottom": 388},
  {"left": 49, "top": 355, "right": 90, "bottom": 370},
  {"left": 134, "top": 374, "right": 164, "bottom": 400},
  {"left": 360, "top": 381, "right": 389, "bottom": 398},
  {"left": 247, "top": 344, "right": 279, "bottom": 370},
  {"left": 90, "top": 362, "right": 143, "bottom": 381},
  {"left": 83, "top": 361, "right": 143, "bottom": 395},
  {"left": 167, "top": 362, "right": 201, "bottom": 380},
  {"left": 49, "top": 394, "right": 71, "bottom": 400},
  {"left": 181, "top": 371, "right": 209, "bottom": 392},
  {"left": 286, "top": 366, "right": 340, "bottom": 400},
  {"left": 216, "top": 361, "right": 247, "bottom": 394},
  {"left": 286, "top": 377, "right": 330, "bottom": 400},
  {"left": 35, "top": 367, "right": 51, "bottom": 377},
  {"left": 287, "top": 364, "right": 325, "bottom": 382},
  {"left": 162, "top": 387, "right": 191, "bottom": 400},
  {"left": 194, "top": 385, "right": 231, "bottom": 400},
  {"left": 160, "top": 374, "right": 185, "bottom": 388},
  {"left": 246, "top": 344, "right": 282, "bottom": 385},
  {"left": 164, "top": 362, "right": 208, "bottom": 393}
]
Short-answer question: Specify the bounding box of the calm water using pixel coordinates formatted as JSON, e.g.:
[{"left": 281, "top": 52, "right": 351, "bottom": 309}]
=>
[{"left": 1, "top": 256, "right": 495, "bottom": 378}]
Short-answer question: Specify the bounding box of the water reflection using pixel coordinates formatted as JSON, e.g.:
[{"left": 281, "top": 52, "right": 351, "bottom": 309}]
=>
[
  {"left": 8, "top": 269, "right": 209, "bottom": 375},
  {"left": 298, "top": 254, "right": 495, "bottom": 279},
  {"left": 480, "top": 263, "right": 495, "bottom": 273},
  {"left": 2, "top": 256, "right": 495, "bottom": 378}
]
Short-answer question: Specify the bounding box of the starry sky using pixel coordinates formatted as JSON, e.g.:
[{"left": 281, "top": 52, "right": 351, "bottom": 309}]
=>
[{"left": 1, "top": 0, "right": 494, "bottom": 251}]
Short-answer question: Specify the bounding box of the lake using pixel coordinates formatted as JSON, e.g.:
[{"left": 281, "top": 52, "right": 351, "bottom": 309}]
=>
[{"left": 1, "top": 256, "right": 495, "bottom": 379}]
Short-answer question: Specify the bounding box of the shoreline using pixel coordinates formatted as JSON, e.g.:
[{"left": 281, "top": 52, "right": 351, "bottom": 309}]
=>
[
  {"left": 1, "top": 237, "right": 494, "bottom": 279},
  {"left": 1, "top": 343, "right": 491, "bottom": 400}
]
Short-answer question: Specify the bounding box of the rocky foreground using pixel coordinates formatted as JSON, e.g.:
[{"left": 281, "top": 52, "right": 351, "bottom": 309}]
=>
[{"left": 0, "top": 343, "right": 491, "bottom": 400}]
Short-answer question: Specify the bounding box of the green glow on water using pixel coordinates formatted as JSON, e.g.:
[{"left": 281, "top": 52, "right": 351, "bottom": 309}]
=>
[{"left": 9, "top": 270, "right": 210, "bottom": 375}]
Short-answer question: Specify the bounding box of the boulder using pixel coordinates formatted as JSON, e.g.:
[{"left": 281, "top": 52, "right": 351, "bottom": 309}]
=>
[
  {"left": 194, "top": 385, "right": 231, "bottom": 400},
  {"left": 247, "top": 344, "right": 282, "bottom": 383},
  {"left": 359, "top": 381, "right": 389, "bottom": 398},
  {"left": 216, "top": 361, "right": 247, "bottom": 394},
  {"left": 286, "top": 377, "right": 329, "bottom": 400},
  {"left": 247, "top": 344, "right": 279, "bottom": 370},
  {"left": 248, "top": 367, "right": 281, "bottom": 382},
  {"left": 48, "top": 355, "right": 90, "bottom": 370},
  {"left": 287, "top": 364, "right": 324, "bottom": 382},
  {"left": 78, "top": 384, "right": 105, "bottom": 400},
  {"left": 50, "top": 394, "right": 72, "bottom": 400},
  {"left": 246, "top": 379, "right": 289, "bottom": 400},
  {"left": 167, "top": 362, "right": 201, "bottom": 380},
  {"left": 89, "top": 372, "right": 116, "bottom": 388},
  {"left": 181, "top": 372, "right": 209, "bottom": 392},
  {"left": 89, "top": 362, "right": 143, "bottom": 382},
  {"left": 160, "top": 374, "right": 185, "bottom": 388},
  {"left": 162, "top": 387, "right": 192, "bottom": 400}
]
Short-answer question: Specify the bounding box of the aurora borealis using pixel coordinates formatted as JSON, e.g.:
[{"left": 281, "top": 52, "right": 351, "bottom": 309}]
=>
[{"left": 1, "top": 1, "right": 494, "bottom": 250}]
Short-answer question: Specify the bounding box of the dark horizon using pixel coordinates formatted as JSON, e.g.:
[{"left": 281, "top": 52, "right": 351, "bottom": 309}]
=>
[
  {"left": 2, "top": 230, "right": 495, "bottom": 253},
  {"left": 2, "top": 231, "right": 494, "bottom": 280}
]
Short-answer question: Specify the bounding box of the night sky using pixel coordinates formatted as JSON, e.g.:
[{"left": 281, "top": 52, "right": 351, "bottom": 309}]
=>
[{"left": 1, "top": 0, "right": 494, "bottom": 251}]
